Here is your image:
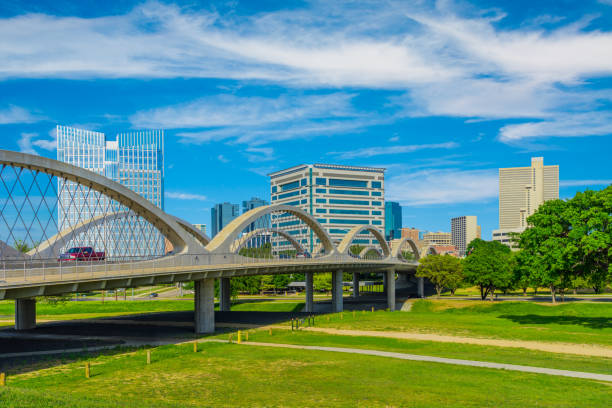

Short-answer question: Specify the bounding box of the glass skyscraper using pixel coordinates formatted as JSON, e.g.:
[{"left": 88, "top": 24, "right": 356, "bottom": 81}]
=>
[
  {"left": 384, "top": 201, "right": 402, "bottom": 241},
  {"left": 211, "top": 202, "right": 239, "bottom": 237},
  {"left": 56, "top": 126, "right": 164, "bottom": 258}
]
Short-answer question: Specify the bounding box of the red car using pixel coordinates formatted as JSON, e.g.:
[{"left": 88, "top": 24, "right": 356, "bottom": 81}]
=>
[{"left": 58, "top": 247, "right": 105, "bottom": 262}]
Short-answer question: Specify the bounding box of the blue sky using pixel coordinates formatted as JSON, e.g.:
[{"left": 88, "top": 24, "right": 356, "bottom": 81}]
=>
[{"left": 1, "top": 0, "right": 611, "bottom": 239}]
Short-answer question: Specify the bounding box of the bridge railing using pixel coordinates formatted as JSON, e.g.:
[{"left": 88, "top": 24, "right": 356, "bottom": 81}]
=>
[{"left": 0, "top": 252, "right": 402, "bottom": 286}]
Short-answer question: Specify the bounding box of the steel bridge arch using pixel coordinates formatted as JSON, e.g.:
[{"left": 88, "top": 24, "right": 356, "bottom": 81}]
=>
[
  {"left": 205, "top": 204, "right": 335, "bottom": 254},
  {"left": 336, "top": 226, "right": 391, "bottom": 257},
  {"left": 230, "top": 228, "right": 305, "bottom": 253},
  {"left": 0, "top": 150, "right": 204, "bottom": 254},
  {"left": 390, "top": 236, "right": 421, "bottom": 261}
]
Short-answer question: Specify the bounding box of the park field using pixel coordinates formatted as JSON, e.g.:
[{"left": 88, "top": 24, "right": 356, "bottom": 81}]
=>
[{"left": 1, "top": 341, "right": 611, "bottom": 408}]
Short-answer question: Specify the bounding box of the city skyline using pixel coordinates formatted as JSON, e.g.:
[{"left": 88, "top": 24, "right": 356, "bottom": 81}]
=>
[{"left": 1, "top": 1, "right": 611, "bottom": 239}]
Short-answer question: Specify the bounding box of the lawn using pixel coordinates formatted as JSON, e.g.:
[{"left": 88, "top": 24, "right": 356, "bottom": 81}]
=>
[
  {"left": 317, "top": 299, "right": 612, "bottom": 346},
  {"left": 216, "top": 328, "right": 612, "bottom": 375},
  {"left": 1, "top": 342, "right": 610, "bottom": 407}
]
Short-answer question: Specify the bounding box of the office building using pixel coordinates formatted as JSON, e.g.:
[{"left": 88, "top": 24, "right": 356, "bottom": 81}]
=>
[
  {"left": 451, "top": 216, "right": 480, "bottom": 256},
  {"left": 193, "top": 224, "right": 207, "bottom": 236},
  {"left": 242, "top": 197, "right": 270, "bottom": 232},
  {"left": 57, "top": 126, "right": 164, "bottom": 257},
  {"left": 493, "top": 157, "right": 559, "bottom": 246},
  {"left": 211, "top": 202, "right": 239, "bottom": 237},
  {"left": 269, "top": 164, "right": 385, "bottom": 253},
  {"left": 422, "top": 231, "right": 452, "bottom": 246},
  {"left": 401, "top": 227, "right": 420, "bottom": 243},
  {"left": 385, "top": 201, "right": 402, "bottom": 241}
]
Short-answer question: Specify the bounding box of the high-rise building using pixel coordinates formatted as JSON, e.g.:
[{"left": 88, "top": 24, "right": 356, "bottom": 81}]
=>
[
  {"left": 242, "top": 197, "right": 270, "bottom": 232},
  {"left": 451, "top": 216, "right": 480, "bottom": 256},
  {"left": 401, "top": 227, "right": 420, "bottom": 243},
  {"left": 211, "top": 202, "right": 239, "bottom": 237},
  {"left": 422, "top": 231, "right": 452, "bottom": 246},
  {"left": 385, "top": 201, "right": 402, "bottom": 241},
  {"left": 56, "top": 126, "right": 164, "bottom": 257},
  {"left": 493, "top": 157, "right": 559, "bottom": 246},
  {"left": 193, "top": 224, "right": 207, "bottom": 235},
  {"left": 269, "top": 164, "right": 385, "bottom": 253}
]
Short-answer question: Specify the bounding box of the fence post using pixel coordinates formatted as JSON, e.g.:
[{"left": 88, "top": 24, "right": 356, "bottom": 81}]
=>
[{"left": 85, "top": 362, "right": 90, "bottom": 378}]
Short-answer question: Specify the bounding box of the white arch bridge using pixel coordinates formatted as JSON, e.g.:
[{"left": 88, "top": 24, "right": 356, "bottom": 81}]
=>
[{"left": 0, "top": 150, "right": 426, "bottom": 333}]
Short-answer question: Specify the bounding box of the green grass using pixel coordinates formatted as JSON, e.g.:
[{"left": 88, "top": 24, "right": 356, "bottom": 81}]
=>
[
  {"left": 1, "top": 342, "right": 610, "bottom": 407},
  {"left": 217, "top": 328, "right": 612, "bottom": 375},
  {"left": 318, "top": 299, "right": 612, "bottom": 346}
]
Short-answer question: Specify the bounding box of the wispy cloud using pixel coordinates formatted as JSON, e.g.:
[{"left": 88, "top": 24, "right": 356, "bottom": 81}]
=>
[
  {"left": 217, "top": 154, "right": 229, "bottom": 163},
  {"left": 17, "top": 132, "right": 38, "bottom": 154},
  {"left": 499, "top": 112, "right": 612, "bottom": 142},
  {"left": 560, "top": 179, "right": 612, "bottom": 187},
  {"left": 332, "top": 142, "right": 458, "bottom": 159},
  {"left": 0, "top": 106, "right": 41, "bottom": 124},
  {"left": 165, "top": 192, "right": 208, "bottom": 201},
  {"left": 386, "top": 168, "right": 498, "bottom": 206}
]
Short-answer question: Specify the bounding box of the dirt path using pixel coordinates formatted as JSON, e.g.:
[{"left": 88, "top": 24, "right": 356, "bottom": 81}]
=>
[{"left": 297, "top": 327, "right": 612, "bottom": 358}]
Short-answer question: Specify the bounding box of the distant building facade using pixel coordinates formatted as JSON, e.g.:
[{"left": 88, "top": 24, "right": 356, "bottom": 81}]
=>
[
  {"left": 242, "top": 197, "right": 270, "bottom": 232},
  {"left": 269, "top": 164, "right": 385, "bottom": 253},
  {"left": 493, "top": 157, "right": 559, "bottom": 247},
  {"left": 211, "top": 202, "right": 239, "bottom": 237},
  {"left": 451, "top": 216, "right": 480, "bottom": 256},
  {"left": 422, "top": 231, "right": 452, "bottom": 246},
  {"left": 385, "top": 201, "right": 402, "bottom": 241},
  {"left": 56, "top": 126, "right": 164, "bottom": 257},
  {"left": 401, "top": 227, "right": 420, "bottom": 243},
  {"left": 193, "top": 224, "right": 207, "bottom": 236}
]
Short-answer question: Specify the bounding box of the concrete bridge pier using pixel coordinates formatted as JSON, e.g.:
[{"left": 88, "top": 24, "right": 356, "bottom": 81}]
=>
[
  {"left": 304, "top": 272, "right": 314, "bottom": 313},
  {"left": 418, "top": 277, "right": 424, "bottom": 298},
  {"left": 219, "top": 277, "right": 231, "bottom": 312},
  {"left": 15, "top": 298, "right": 36, "bottom": 330},
  {"left": 194, "top": 278, "right": 215, "bottom": 334},
  {"left": 352, "top": 272, "right": 359, "bottom": 299},
  {"left": 382, "top": 271, "right": 388, "bottom": 294},
  {"left": 332, "top": 270, "right": 343, "bottom": 313},
  {"left": 386, "top": 269, "right": 396, "bottom": 311}
]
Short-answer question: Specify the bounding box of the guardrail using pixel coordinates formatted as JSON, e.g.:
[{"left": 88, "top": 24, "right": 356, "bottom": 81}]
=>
[{"left": 0, "top": 252, "right": 409, "bottom": 286}]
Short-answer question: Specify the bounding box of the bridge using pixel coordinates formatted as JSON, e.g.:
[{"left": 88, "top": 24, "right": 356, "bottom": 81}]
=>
[{"left": 0, "top": 150, "right": 427, "bottom": 333}]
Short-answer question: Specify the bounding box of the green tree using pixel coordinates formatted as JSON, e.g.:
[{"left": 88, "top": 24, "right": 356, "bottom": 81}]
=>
[
  {"left": 313, "top": 273, "right": 332, "bottom": 292},
  {"left": 14, "top": 239, "right": 32, "bottom": 253},
  {"left": 463, "top": 239, "right": 514, "bottom": 301},
  {"left": 416, "top": 254, "right": 463, "bottom": 297}
]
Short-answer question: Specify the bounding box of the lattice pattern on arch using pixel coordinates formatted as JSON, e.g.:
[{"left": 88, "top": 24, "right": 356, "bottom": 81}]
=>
[{"left": 0, "top": 164, "right": 166, "bottom": 261}]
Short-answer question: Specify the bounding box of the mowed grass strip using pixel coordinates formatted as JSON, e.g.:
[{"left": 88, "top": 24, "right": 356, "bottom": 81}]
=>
[
  {"left": 1, "top": 342, "right": 611, "bottom": 408},
  {"left": 317, "top": 300, "right": 612, "bottom": 345},
  {"left": 217, "top": 328, "right": 612, "bottom": 375}
]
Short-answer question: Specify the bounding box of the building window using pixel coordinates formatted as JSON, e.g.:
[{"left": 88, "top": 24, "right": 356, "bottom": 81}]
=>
[
  {"left": 328, "top": 179, "right": 368, "bottom": 188},
  {"left": 316, "top": 199, "right": 327, "bottom": 204},
  {"left": 329, "top": 199, "right": 369, "bottom": 206},
  {"left": 329, "top": 209, "right": 369, "bottom": 215},
  {"left": 316, "top": 188, "right": 326, "bottom": 194},
  {"left": 371, "top": 181, "right": 382, "bottom": 188},
  {"left": 372, "top": 211, "right": 381, "bottom": 215},
  {"left": 278, "top": 190, "right": 300, "bottom": 199},
  {"left": 281, "top": 180, "right": 300, "bottom": 191},
  {"left": 329, "top": 219, "right": 370, "bottom": 224},
  {"left": 315, "top": 178, "right": 326, "bottom": 185},
  {"left": 372, "top": 220, "right": 382, "bottom": 225},
  {"left": 329, "top": 189, "right": 369, "bottom": 196},
  {"left": 301, "top": 178, "right": 307, "bottom": 186},
  {"left": 272, "top": 186, "right": 277, "bottom": 193},
  {"left": 371, "top": 191, "right": 382, "bottom": 196},
  {"left": 315, "top": 209, "right": 327, "bottom": 214},
  {"left": 371, "top": 201, "right": 382, "bottom": 206}
]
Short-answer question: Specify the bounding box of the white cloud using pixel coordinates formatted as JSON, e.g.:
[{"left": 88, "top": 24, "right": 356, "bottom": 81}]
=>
[
  {"left": 17, "top": 132, "right": 38, "bottom": 154},
  {"left": 560, "top": 179, "right": 612, "bottom": 187},
  {"left": 245, "top": 147, "right": 275, "bottom": 162},
  {"left": 165, "top": 192, "right": 208, "bottom": 201},
  {"left": 332, "top": 142, "right": 458, "bottom": 159},
  {"left": 217, "top": 154, "right": 229, "bottom": 163},
  {"left": 0, "top": 106, "right": 40, "bottom": 124},
  {"left": 386, "top": 168, "right": 498, "bottom": 206},
  {"left": 499, "top": 112, "right": 612, "bottom": 142}
]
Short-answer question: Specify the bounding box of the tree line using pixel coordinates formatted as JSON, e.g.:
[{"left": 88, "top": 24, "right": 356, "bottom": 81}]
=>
[{"left": 417, "top": 185, "right": 611, "bottom": 303}]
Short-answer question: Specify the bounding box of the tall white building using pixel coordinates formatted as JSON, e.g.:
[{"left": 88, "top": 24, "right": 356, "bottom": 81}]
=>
[
  {"left": 493, "top": 157, "right": 559, "bottom": 246},
  {"left": 269, "top": 164, "right": 385, "bottom": 254},
  {"left": 451, "top": 216, "right": 480, "bottom": 256},
  {"left": 57, "top": 126, "right": 164, "bottom": 258}
]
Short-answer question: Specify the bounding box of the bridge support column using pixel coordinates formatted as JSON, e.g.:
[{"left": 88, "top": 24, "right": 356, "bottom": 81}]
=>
[
  {"left": 386, "top": 269, "right": 396, "bottom": 311},
  {"left": 352, "top": 272, "right": 359, "bottom": 299},
  {"left": 194, "top": 278, "right": 215, "bottom": 334},
  {"left": 332, "top": 270, "right": 343, "bottom": 313},
  {"left": 15, "top": 298, "right": 36, "bottom": 331},
  {"left": 418, "top": 277, "right": 424, "bottom": 298},
  {"left": 219, "top": 277, "right": 231, "bottom": 312},
  {"left": 382, "top": 271, "right": 388, "bottom": 294},
  {"left": 304, "top": 272, "right": 314, "bottom": 313}
]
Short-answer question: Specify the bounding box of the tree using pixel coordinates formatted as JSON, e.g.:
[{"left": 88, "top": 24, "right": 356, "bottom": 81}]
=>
[
  {"left": 512, "top": 250, "right": 535, "bottom": 296},
  {"left": 416, "top": 254, "right": 463, "bottom": 297},
  {"left": 14, "top": 239, "right": 32, "bottom": 253},
  {"left": 463, "top": 239, "right": 514, "bottom": 300},
  {"left": 313, "top": 273, "right": 332, "bottom": 292}
]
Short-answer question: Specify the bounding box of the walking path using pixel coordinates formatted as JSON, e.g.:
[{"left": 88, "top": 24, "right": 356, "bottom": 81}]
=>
[
  {"left": 203, "top": 339, "right": 612, "bottom": 383},
  {"left": 298, "top": 327, "right": 612, "bottom": 358}
]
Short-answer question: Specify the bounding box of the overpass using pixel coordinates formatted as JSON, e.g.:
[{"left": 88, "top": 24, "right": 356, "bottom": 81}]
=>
[{"left": 0, "top": 150, "right": 426, "bottom": 333}]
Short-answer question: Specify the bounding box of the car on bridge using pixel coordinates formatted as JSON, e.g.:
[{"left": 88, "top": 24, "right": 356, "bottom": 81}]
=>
[{"left": 58, "top": 247, "right": 105, "bottom": 262}]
